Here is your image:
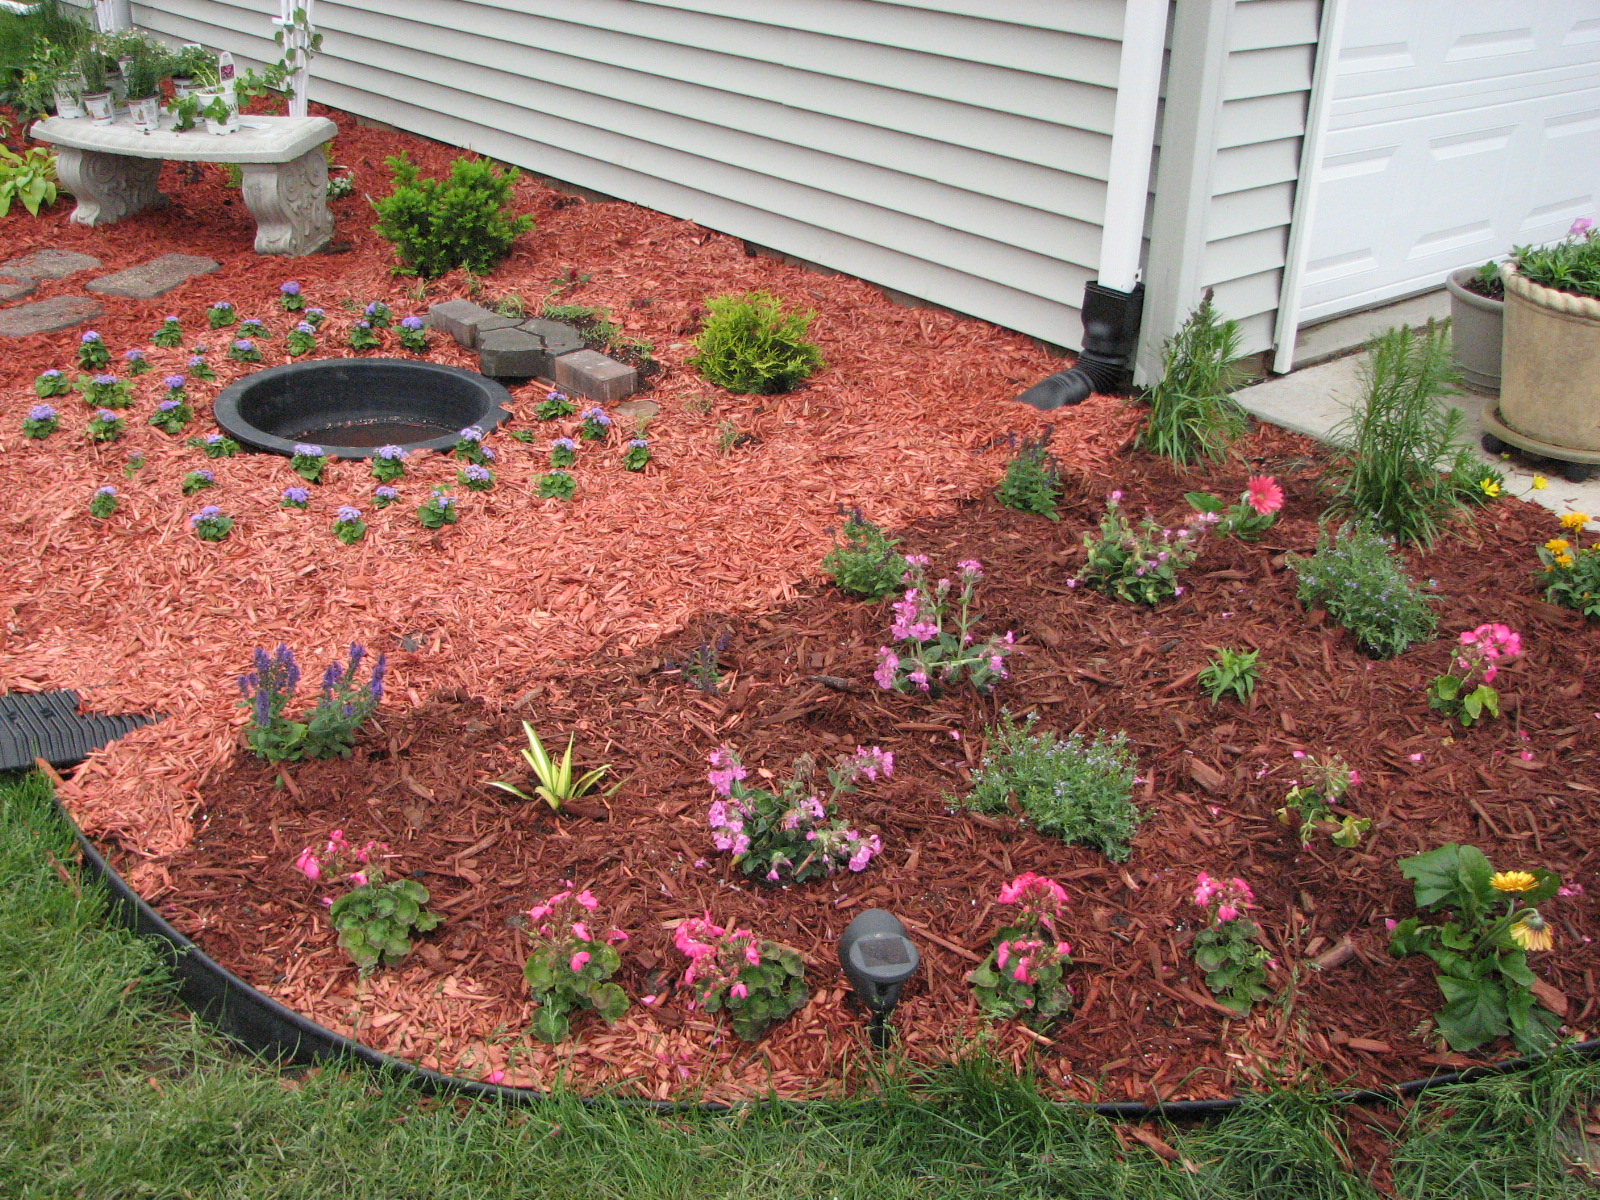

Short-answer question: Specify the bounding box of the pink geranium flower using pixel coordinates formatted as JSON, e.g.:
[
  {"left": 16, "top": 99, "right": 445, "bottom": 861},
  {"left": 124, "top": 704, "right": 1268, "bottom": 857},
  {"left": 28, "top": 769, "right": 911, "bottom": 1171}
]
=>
[
  {"left": 1245, "top": 475, "right": 1285, "bottom": 516},
  {"left": 294, "top": 848, "right": 320, "bottom": 880},
  {"left": 569, "top": 951, "right": 591, "bottom": 973}
]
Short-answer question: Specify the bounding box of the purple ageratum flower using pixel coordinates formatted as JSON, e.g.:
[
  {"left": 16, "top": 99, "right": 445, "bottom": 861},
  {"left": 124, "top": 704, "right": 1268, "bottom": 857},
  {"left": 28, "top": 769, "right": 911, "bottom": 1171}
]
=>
[
  {"left": 163, "top": 315, "right": 178, "bottom": 323},
  {"left": 189, "top": 505, "right": 222, "bottom": 526},
  {"left": 480, "top": 446, "right": 496, "bottom": 462},
  {"left": 293, "top": 443, "right": 324, "bottom": 458},
  {"left": 163, "top": 375, "right": 186, "bottom": 390},
  {"left": 457, "top": 425, "right": 484, "bottom": 442},
  {"left": 581, "top": 407, "right": 611, "bottom": 426},
  {"left": 205, "top": 433, "right": 225, "bottom": 445},
  {"left": 336, "top": 505, "right": 361, "bottom": 523},
  {"left": 430, "top": 490, "right": 455, "bottom": 508},
  {"left": 353, "top": 320, "right": 371, "bottom": 330},
  {"left": 28, "top": 404, "right": 56, "bottom": 421},
  {"left": 462, "top": 464, "right": 491, "bottom": 483},
  {"left": 364, "top": 302, "right": 383, "bottom": 316},
  {"left": 399, "top": 315, "right": 424, "bottom": 330},
  {"left": 628, "top": 438, "right": 648, "bottom": 449},
  {"left": 156, "top": 399, "right": 181, "bottom": 412},
  {"left": 280, "top": 281, "right": 301, "bottom": 296},
  {"left": 81, "top": 330, "right": 102, "bottom": 343},
  {"left": 552, "top": 437, "right": 577, "bottom": 452},
  {"left": 123, "top": 349, "right": 145, "bottom": 361},
  {"left": 209, "top": 302, "right": 232, "bottom": 312},
  {"left": 188, "top": 355, "right": 206, "bottom": 368},
  {"left": 295, "top": 322, "right": 315, "bottom": 335},
  {"left": 193, "top": 469, "right": 215, "bottom": 484},
  {"left": 40, "top": 369, "right": 60, "bottom": 378},
  {"left": 374, "top": 445, "right": 406, "bottom": 460},
  {"left": 307, "top": 307, "right": 324, "bottom": 319},
  {"left": 283, "top": 487, "right": 310, "bottom": 504},
  {"left": 374, "top": 485, "right": 399, "bottom": 501},
  {"left": 92, "top": 374, "right": 117, "bottom": 386},
  {"left": 94, "top": 485, "right": 116, "bottom": 498},
  {"left": 94, "top": 408, "right": 119, "bottom": 422},
  {"left": 233, "top": 338, "right": 254, "bottom": 352}
]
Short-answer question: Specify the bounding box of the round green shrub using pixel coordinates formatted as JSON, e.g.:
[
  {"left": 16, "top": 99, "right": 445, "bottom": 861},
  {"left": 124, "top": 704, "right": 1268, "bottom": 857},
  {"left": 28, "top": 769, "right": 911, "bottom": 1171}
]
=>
[{"left": 689, "top": 291, "right": 823, "bottom": 394}]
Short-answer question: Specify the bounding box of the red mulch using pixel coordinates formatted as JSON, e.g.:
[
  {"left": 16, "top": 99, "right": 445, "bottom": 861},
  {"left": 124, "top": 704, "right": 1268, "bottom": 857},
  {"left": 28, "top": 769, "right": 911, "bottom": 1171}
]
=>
[{"left": 3, "top": 105, "right": 1596, "bottom": 1106}]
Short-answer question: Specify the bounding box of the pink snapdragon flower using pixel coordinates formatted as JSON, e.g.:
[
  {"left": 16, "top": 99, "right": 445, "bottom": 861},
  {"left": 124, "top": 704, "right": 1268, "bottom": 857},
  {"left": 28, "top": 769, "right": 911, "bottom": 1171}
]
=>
[{"left": 730, "top": 982, "right": 749, "bottom": 999}]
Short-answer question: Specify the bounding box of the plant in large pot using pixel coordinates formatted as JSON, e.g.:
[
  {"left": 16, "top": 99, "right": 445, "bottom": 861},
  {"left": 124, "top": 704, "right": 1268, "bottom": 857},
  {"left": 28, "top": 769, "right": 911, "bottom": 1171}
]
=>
[
  {"left": 1485, "top": 218, "right": 1600, "bottom": 482},
  {"left": 1446, "top": 258, "right": 1504, "bottom": 394}
]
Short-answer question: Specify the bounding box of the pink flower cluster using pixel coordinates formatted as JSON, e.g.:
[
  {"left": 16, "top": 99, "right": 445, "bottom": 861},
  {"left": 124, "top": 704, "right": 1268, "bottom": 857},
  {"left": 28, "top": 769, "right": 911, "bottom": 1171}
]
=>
[
  {"left": 994, "top": 933, "right": 1069, "bottom": 986},
  {"left": 526, "top": 887, "right": 626, "bottom": 972},
  {"left": 890, "top": 588, "right": 940, "bottom": 643},
  {"left": 707, "top": 745, "right": 748, "bottom": 797},
  {"left": 292, "top": 828, "right": 388, "bottom": 887},
  {"left": 674, "top": 914, "right": 764, "bottom": 1003},
  {"left": 1194, "top": 872, "right": 1255, "bottom": 923},
  {"left": 987, "top": 872, "right": 1073, "bottom": 995},
  {"left": 1455, "top": 622, "right": 1521, "bottom": 684}
]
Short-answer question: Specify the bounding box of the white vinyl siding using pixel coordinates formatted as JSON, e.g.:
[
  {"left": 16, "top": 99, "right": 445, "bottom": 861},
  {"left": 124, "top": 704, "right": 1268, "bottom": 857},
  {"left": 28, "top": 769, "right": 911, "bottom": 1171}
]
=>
[{"left": 132, "top": 0, "right": 1133, "bottom": 348}]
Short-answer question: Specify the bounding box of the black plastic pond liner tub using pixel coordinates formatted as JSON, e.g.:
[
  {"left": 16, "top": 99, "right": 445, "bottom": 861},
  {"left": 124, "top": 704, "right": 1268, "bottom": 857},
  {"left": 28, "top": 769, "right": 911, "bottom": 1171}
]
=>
[
  {"left": 55, "top": 799, "right": 1599, "bottom": 1119},
  {"left": 213, "top": 358, "right": 513, "bottom": 459}
]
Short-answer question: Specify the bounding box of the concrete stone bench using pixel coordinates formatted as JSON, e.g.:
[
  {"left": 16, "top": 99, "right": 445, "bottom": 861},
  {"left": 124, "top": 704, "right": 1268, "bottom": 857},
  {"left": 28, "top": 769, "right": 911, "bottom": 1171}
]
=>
[{"left": 29, "top": 114, "right": 337, "bottom": 256}]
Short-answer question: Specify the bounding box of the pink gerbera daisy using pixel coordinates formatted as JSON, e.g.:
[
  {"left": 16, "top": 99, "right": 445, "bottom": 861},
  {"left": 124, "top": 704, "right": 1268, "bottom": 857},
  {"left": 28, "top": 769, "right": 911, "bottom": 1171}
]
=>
[{"left": 1245, "top": 475, "right": 1285, "bottom": 516}]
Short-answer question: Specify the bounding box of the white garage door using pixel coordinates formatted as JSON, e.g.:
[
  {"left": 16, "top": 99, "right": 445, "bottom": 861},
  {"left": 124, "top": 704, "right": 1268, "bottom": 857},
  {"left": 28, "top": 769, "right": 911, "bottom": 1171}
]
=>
[{"left": 1298, "top": 0, "right": 1600, "bottom": 323}]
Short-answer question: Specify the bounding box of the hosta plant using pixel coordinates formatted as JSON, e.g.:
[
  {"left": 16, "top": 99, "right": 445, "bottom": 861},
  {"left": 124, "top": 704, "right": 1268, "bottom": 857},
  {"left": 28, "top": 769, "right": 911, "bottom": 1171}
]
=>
[
  {"left": 1076, "top": 492, "right": 1208, "bottom": 606},
  {"left": 1428, "top": 623, "right": 1519, "bottom": 727},
  {"left": 822, "top": 509, "right": 909, "bottom": 600},
  {"left": 522, "top": 888, "right": 629, "bottom": 1043},
  {"left": 1276, "top": 752, "right": 1369, "bottom": 848},
  {"left": 674, "top": 916, "right": 808, "bottom": 1042},
  {"left": 706, "top": 744, "right": 889, "bottom": 884},
  {"left": 873, "top": 557, "right": 1015, "bottom": 694},
  {"left": 969, "top": 873, "right": 1075, "bottom": 1029},
  {"left": 1390, "top": 844, "right": 1563, "bottom": 1053},
  {"left": 1191, "top": 873, "right": 1270, "bottom": 1015}
]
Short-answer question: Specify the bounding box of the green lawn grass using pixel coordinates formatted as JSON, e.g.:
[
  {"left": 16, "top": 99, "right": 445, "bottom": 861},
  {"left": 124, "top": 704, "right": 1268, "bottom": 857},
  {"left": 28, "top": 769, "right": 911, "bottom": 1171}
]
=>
[{"left": 2, "top": 768, "right": 1597, "bottom": 1199}]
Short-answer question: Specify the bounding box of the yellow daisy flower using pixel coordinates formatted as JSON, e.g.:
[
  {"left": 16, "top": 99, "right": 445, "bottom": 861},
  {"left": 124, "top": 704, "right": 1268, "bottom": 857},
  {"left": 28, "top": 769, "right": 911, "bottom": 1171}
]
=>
[
  {"left": 1480, "top": 478, "right": 1502, "bottom": 497},
  {"left": 1560, "top": 511, "right": 1590, "bottom": 530},
  {"left": 1533, "top": 475, "right": 1549, "bottom": 490},
  {"left": 1556, "top": 553, "right": 1576, "bottom": 568},
  {"left": 1511, "top": 912, "right": 1553, "bottom": 952},
  {"left": 1545, "top": 538, "right": 1571, "bottom": 553},
  {"left": 1491, "top": 871, "right": 1539, "bottom": 893}
]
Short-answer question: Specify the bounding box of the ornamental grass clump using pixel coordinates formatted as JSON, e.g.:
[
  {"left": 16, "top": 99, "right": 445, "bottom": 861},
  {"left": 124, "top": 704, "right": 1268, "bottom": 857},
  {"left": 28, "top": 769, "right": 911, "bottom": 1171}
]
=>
[
  {"left": 1075, "top": 491, "right": 1208, "bottom": 606},
  {"left": 1191, "top": 873, "right": 1270, "bottom": 1014},
  {"left": 994, "top": 435, "right": 1060, "bottom": 520},
  {"left": 969, "top": 873, "right": 1075, "bottom": 1030},
  {"left": 822, "top": 509, "right": 909, "bottom": 601},
  {"left": 488, "top": 721, "right": 615, "bottom": 813},
  {"left": 1185, "top": 475, "right": 1284, "bottom": 541},
  {"left": 960, "top": 714, "right": 1140, "bottom": 862},
  {"left": 689, "top": 291, "right": 823, "bottom": 394},
  {"left": 373, "top": 151, "right": 534, "bottom": 278},
  {"left": 674, "top": 916, "right": 808, "bottom": 1042},
  {"left": 1327, "top": 321, "right": 1481, "bottom": 545},
  {"left": 1535, "top": 513, "right": 1600, "bottom": 619},
  {"left": 238, "top": 643, "right": 387, "bottom": 763},
  {"left": 706, "top": 744, "right": 889, "bottom": 884},
  {"left": 1135, "top": 293, "right": 1248, "bottom": 464},
  {"left": 1390, "top": 844, "right": 1564, "bottom": 1053},
  {"left": 22, "top": 404, "right": 57, "bottom": 438},
  {"left": 1276, "top": 752, "right": 1370, "bottom": 847},
  {"left": 1289, "top": 523, "right": 1437, "bottom": 658},
  {"left": 1429, "top": 623, "right": 1520, "bottom": 728},
  {"left": 874, "top": 557, "right": 1015, "bottom": 693},
  {"left": 522, "top": 887, "right": 629, "bottom": 1043}
]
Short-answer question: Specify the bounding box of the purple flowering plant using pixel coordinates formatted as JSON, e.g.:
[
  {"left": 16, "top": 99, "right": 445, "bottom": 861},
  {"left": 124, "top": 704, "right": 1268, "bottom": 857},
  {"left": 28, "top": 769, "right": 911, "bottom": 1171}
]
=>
[
  {"left": 373, "top": 484, "right": 399, "bottom": 508},
  {"left": 397, "top": 315, "right": 428, "bottom": 352},
  {"left": 152, "top": 316, "right": 183, "bottom": 349},
  {"left": 286, "top": 321, "right": 317, "bottom": 356},
  {"left": 417, "top": 489, "right": 458, "bottom": 530},
  {"left": 23, "top": 404, "right": 58, "bottom": 439},
  {"left": 76, "top": 330, "right": 109, "bottom": 370},
  {"left": 122, "top": 347, "right": 151, "bottom": 376},
  {"left": 189, "top": 505, "right": 234, "bottom": 541},
  {"left": 549, "top": 437, "right": 577, "bottom": 469},
  {"left": 187, "top": 353, "right": 217, "bottom": 382},
  {"left": 873, "top": 557, "right": 1015, "bottom": 695},
  {"left": 333, "top": 505, "right": 367, "bottom": 545},
  {"left": 579, "top": 407, "right": 612, "bottom": 442},
  {"left": 207, "top": 301, "right": 237, "bottom": 330},
  {"left": 188, "top": 432, "right": 240, "bottom": 459},
  {"left": 150, "top": 382, "right": 193, "bottom": 434},
  {"left": 80, "top": 373, "right": 132, "bottom": 408},
  {"left": 86, "top": 409, "right": 125, "bottom": 443},
  {"left": 303, "top": 307, "right": 327, "bottom": 330},
  {"left": 181, "top": 468, "right": 216, "bottom": 496},
  {"left": 238, "top": 318, "right": 269, "bottom": 340},
  {"left": 278, "top": 280, "right": 305, "bottom": 312},
  {"left": 363, "top": 301, "right": 392, "bottom": 329},
  {"left": 228, "top": 337, "right": 262, "bottom": 364},
  {"left": 1076, "top": 491, "right": 1207, "bottom": 606},
  {"left": 237, "top": 643, "right": 388, "bottom": 763},
  {"left": 459, "top": 463, "right": 494, "bottom": 492},
  {"left": 622, "top": 438, "right": 650, "bottom": 472},
  {"left": 535, "top": 389, "right": 575, "bottom": 421},
  {"left": 290, "top": 443, "right": 329, "bottom": 483},
  {"left": 369, "top": 443, "right": 408, "bottom": 483},
  {"left": 537, "top": 470, "right": 576, "bottom": 501},
  {"left": 88, "top": 485, "right": 118, "bottom": 520},
  {"left": 34, "top": 369, "right": 70, "bottom": 398},
  {"left": 452, "top": 424, "right": 488, "bottom": 465},
  {"left": 282, "top": 486, "right": 311, "bottom": 510},
  {"left": 348, "top": 320, "right": 381, "bottom": 351},
  {"left": 705, "top": 744, "right": 890, "bottom": 884}
]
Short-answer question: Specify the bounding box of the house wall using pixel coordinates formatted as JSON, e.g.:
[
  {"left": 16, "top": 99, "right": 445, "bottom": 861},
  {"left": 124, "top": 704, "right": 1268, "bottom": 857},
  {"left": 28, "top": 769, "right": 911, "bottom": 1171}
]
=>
[{"left": 128, "top": 0, "right": 1143, "bottom": 351}]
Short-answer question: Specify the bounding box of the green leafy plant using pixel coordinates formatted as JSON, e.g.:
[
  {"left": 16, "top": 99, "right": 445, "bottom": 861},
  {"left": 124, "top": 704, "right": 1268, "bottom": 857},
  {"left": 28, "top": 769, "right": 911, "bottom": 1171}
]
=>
[
  {"left": 180, "top": 469, "right": 215, "bottom": 497},
  {"left": 332, "top": 506, "right": 366, "bottom": 545},
  {"left": 238, "top": 644, "right": 386, "bottom": 763},
  {"left": 522, "top": 887, "right": 629, "bottom": 1043},
  {"left": 0, "top": 143, "right": 57, "bottom": 217},
  {"left": 874, "top": 558, "right": 1015, "bottom": 694},
  {"left": 1327, "top": 321, "right": 1479, "bottom": 545},
  {"left": 537, "top": 471, "right": 576, "bottom": 501},
  {"left": 960, "top": 714, "right": 1140, "bottom": 861},
  {"left": 1276, "top": 752, "right": 1369, "bottom": 848},
  {"left": 372, "top": 152, "right": 534, "bottom": 278},
  {"left": 1462, "top": 258, "right": 1505, "bottom": 300},
  {"left": 1184, "top": 475, "right": 1284, "bottom": 541},
  {"left": 543, "top": 301, "right": 620, "bottom": 351},
  {"left": 1198, "top": 647, "right": 1260, "bottom": 705},
  {"left": 689, "top": 291, "right": 823, "bottom": 394},
  {"left": 85, "top": 409, "right": 124, "bottom": 442},
  {"left": 289, "top": 443, "right": 328, "bottom": 483},
  {"left": 22, "top": 403, "right": 58, "bottom": 438},
  {"left": 87, "top": 485, "right": 117, "bottom": 520},
  {"left": 1077, "top": 491, "right": 1206, "bottom": 606},
  {"left": 488, "top": 721, "right": 616, "bottom": 812},
  {"left": 347, "top": 320, "right": 380, "bottom": 351},
  {"left": 189, "top": 506, "right": 233, "bottom": 542},
  {"left": 1535, "top": 516, "right": 1600, "bottom": 619},
  {"left": 1390, "top": 844, "right": 1563, "bottom": 1053},
  {"left": 1511, "top": 217, "right": 1599, "bottom": 300},
  {"left": 621, "top": 438, "right": 650, "bottom": 471},
  {"left": 76, "top": 330, "right": 108, "bottom": 370},
  {"left": 1191, "top": 873, "right": 1270, "bottom": 1015},
  {"left": 189, "top": 433, "right": 240, "bottom": 459},
  {"left": 673, "top": 917, "right": 808, "bottom": 1042},
  {"left": 994, "top": 435, "right": 1060, "bottom": 520},
  {"left": 78, "top": 373, "right": 130, "bottom": 408},
  {"left": 33, "top": 369, "right": 68, "bottom": 398},
  {"left": 822, "top": 509, "right": 909, "bottom": 600},
  {"left": 330, "top": 876, "right": 441, "bottom": 975},
  {"left": 1289, "top": 523, "right": 1437, "bottom": 659},
  {"left": 968, "top": 873, "right": 1074, "bottom": 1030},
  {"left": 534, "top": 389, "right": 575, "bottom": 421},
  {"left": 1135, "top": 293, "right": 1249, "bottom": 464},
  {"left": 1428, "top": 623, "right": 1519, "bottom": 728},
  {"left": 416, "top": 489, "right": 458, "bottom": 529},
  {"left": 151, "top": 317, "right": 182, "bottom": 348}
]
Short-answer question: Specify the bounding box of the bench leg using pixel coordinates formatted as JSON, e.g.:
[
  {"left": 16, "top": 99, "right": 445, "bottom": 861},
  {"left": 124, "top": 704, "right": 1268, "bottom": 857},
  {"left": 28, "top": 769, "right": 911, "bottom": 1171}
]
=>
[
  {"left": 239, "top": 147, "right": 333, "bottom": 256},
  {"left": 55, "top": 147, "right": 165, "bottom": 227}
]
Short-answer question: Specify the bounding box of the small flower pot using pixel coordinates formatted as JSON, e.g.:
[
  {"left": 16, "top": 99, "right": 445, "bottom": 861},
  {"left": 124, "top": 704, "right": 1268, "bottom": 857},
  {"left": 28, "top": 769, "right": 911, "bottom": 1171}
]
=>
[
  {"left": 128, "top": 96, "right": 161, "bottom": 131},
  {"left": 171, "top": 76, "right": 194, "bottom": 100},
  {"left": 53, "top": 81, "right": 85, "bottom": 120},
  {"left": 1446, "top": 266, "right": 1503, "bottom": 395},
  {"left": 204, "top": 111, "right": 239, "bottom": 135},
  {"left": 82, "top": 91, "right": 113, "bottom": 126}
]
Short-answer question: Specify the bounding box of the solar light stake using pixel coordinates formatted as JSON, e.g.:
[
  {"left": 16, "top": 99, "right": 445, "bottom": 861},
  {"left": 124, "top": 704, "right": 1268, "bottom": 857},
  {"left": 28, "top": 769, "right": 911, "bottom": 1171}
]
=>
[{"left": 838, "top": 908, "right": 920, "bottom": 1049}]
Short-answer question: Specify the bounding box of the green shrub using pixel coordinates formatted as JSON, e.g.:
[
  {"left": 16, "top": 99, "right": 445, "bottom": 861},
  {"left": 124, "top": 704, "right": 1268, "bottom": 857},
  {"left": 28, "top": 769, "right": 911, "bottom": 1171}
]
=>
[
  {"left": 994, "top": 436, "right": 1060, "bottom": 519},
  {"left": 1327, "top": 322, "right": 1478, "bottom": 545},
  {"left": 689, "top": 291, "right": 823, "bottom": 394},
  {"left": 822, "top": 510, "right": 908, "bottom": 600},
  {"left": 1289, "top": 523, "right": 1437, "bottom": 659},
  {"left": 373, "top": 152, "right": 533, "bottom": 278},
  {"left": 1135, "top": 293, "right": 1249, "bottom": 464},
  {"left": 959, "top": 714, "right": 1141, "bottom": 861}
]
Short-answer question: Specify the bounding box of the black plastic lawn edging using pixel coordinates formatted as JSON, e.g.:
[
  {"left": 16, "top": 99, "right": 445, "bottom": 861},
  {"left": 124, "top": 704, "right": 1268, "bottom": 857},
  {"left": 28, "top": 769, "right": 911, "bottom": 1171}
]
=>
[{"left": 60, "top": 801, "right": 1600, "bottom": 1121}]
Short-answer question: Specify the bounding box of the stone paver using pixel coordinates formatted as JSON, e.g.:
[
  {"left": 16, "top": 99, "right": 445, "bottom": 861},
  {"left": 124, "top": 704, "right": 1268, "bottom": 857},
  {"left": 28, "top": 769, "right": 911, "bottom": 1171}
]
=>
[
  {"left": 613, "top": 397, "right": 660, "bottom": 423},
  {"left": 0, "top": 248, "right": 101, "bottom": 281},
  {"left": 555, "top": 348, "right": 638, "bottom": 403},
  {"left": 0, "top": 295, "right": 104, "bottom": 337},
  {"left": 476, "top": 327, "right": 545, "bottom": 378},
  {"left": 427, "top": 300, "right": 520, "bottom": 348},
  {"left": 86, "top": 253, "right": 220, "bottom": 300},
  {"left": 0, "top": 278, "right": 38, "bottom": 303}
]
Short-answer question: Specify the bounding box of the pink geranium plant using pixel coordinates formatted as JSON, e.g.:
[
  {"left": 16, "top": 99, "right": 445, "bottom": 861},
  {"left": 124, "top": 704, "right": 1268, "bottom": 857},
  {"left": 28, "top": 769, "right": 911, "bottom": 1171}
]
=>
[
  {"left": 1190, "top": 873, "right": 1270, "bottom": 1014},
  {"left": 873, "top": 557, "right": 1015, "bottom": 694},
  {"left": 522, "top": 887, "right": 629, "bottom": 1042},
  {"left": 706, "top": 744, "right": 889, "bottom": 884},
  {"left": 967, "top": 872, "right": 1075, "bottom": 1029},
  {"left": 1184, "top": 474, "right": 1285, "bottom": 541},
  {"left": 1428, "top": 623, "right": 1520, "bottom": 727},
  {"left": 293, "top": 830, "right": 442, "bottom": 975},
  {"left": 1276, "top": 751, "right": 1371, "bottom": 848},
  {"left": 672, "top": 915, "right": 809, "bottom": 1041}
]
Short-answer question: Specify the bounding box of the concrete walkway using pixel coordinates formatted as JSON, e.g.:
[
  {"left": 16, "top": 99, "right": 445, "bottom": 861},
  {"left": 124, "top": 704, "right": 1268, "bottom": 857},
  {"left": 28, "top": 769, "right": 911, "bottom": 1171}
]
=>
[{"left": 1232, "top": 353, "right": 1600, "bottom": 525}]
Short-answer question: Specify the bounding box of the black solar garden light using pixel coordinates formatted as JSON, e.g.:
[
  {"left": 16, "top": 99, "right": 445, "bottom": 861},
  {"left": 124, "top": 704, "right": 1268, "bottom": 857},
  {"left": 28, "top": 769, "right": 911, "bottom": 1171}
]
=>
[{"left": 838, "top": 908, "right": 920, "bottom": 1049}]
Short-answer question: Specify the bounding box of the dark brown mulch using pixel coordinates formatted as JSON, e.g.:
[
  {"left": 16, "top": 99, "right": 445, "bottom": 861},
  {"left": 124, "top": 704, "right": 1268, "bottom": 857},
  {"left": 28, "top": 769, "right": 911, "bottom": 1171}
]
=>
[{"left": 162, "top": 426, "right": 1600, "bottom": 1103}]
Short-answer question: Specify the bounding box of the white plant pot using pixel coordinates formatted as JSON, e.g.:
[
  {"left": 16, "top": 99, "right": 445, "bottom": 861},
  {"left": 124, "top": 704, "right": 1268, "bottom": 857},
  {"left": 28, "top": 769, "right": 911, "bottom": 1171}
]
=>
[
  {"left": 204, "top": 113, "right": 239, "bottom": 135},
  {"left": 82, "top": 91, "right": 113, "bottom": 126},
  {"left": 53, "top": 82, "right": 84, "bottom": 120},
  {"left": 128, "top": 96, "right": 161, "bottom": 131},
  {"left": 172, "top": 77, "right": 193, "bottom": 100}
]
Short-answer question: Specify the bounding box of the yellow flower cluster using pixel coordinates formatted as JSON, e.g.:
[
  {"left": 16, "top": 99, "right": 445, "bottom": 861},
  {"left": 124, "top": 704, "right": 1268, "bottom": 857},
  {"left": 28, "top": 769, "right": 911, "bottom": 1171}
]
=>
[
  {"left": 1480, "top": 477, "right": 1502, "bottom": 498},
  {"left": 1559, "top": 511, "right": 1591, "bottom": 531},
  {"left": 1545, "top": 535, "right": 1577, "bottom": 567}
]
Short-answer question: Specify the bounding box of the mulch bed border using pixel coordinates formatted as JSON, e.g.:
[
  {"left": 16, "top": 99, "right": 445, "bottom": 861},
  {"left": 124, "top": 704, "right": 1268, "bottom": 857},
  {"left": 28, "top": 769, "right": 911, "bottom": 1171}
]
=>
[{"left": 60, "top": 796, "right": 1600, "bottom": 1119}]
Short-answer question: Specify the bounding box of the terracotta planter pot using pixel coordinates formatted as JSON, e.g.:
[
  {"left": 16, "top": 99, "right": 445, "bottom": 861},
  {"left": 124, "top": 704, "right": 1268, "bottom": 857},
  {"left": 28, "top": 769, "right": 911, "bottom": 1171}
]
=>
[
  {"left": 1446, "top": 266, "right": 1503, "bottom": 394},
  {"left": 1499, "top": 264, "right": 1600, "bottom": 454}
]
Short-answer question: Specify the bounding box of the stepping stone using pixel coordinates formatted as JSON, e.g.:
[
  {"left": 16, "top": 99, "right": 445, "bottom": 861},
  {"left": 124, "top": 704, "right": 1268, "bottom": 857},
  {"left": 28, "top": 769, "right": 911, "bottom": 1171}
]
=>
[
  {"left": 0, "top": 247, "right": 100, "bottom": 281},
  {"left": 613, "top": 397, "right": 660, "bottom": 423},
  {"left": 555, "top": 348, "right": 638, "bottom": 403},
  {"left": 0, "top": 278, "right": 38, "bottom": 302},
  {"left": 0, "top": 294, "right": 103, "bottom": 337},
  {"left": 86, "top": 253, "right": 220, "bottom": 300},
  {"left": 427, "top": 299, "right": 518, "bottom": 348},
  {"left": 477, "top": 326, "right": 544, "bottom": 378},
  {"left": 519, "top": 318, "right": 585, "bottom": 367}
]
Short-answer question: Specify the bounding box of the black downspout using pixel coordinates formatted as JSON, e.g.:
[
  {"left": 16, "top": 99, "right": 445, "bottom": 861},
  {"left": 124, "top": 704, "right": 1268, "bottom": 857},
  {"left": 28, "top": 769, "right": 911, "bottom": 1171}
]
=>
[{"left": 1015, "top": 281, "right": 1146, "bottom": 409}]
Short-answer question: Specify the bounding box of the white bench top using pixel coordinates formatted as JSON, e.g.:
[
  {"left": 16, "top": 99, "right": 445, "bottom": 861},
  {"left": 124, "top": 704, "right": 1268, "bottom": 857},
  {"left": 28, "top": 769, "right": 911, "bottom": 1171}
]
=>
[{"left": 30, "top": 114, "right": 337, "bottom": 164}]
